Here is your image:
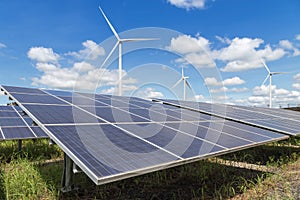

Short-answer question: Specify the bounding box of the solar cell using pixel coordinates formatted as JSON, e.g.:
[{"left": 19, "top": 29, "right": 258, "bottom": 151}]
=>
[{"left": 1, "top": 85, "right": 290, "bottom": 186}]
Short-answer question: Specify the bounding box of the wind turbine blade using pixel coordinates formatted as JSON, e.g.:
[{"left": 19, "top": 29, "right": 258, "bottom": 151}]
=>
[
  {"left": 186, "top": 80, "right": 192, "bottom": 90},
  {"left": 181, "top": 67, "right": 184, "bottom": 78},
  {"left": 261, "top": 75, "right": 269, "bottom": 86},
  {"left": 272, "top": 72, "right": 289, "bottom": 75},
  {"left": 98, "top": 6, "right": 120, "bottom": 41},
  {"left": 172, "top": 79, "right": 182, "bottom": 88},
  {"left": 261, "top": 59, "right": 271, "bottom": 74},
  {"left": 100, "top": 42, "right": 119, "bottom": 68},
  {"left": 121, "top": 38, "right": 159, "bottom": 42}
]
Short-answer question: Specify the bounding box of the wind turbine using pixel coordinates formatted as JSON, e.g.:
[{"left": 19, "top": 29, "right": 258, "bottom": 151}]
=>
[
  {"left": 261, "top": 59, "right": 287, "bottom": 108},
  {"left": 172, "top": 66, "right": 192, "bottom": 101},
  {"left": 99, "top": 6, "right": 157, "bottom": 96}
]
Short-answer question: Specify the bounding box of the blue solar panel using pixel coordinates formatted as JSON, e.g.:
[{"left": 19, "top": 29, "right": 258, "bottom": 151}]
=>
[
  {"left": 0, "top": 117, "right": 26, "bottom": 126},
  {"left": 1, "top": 85, "right": 290, "bottom": 186},
  {"left": 0, "top": 111, "right": 20, "bottom": 118},
  {"left": 2, "top": 127, "right": 36, "bottom": 139},
  {"left": 46, "top": 125, "right": 179, "bottom": 177},
  {"left": 0, "top": 105, "right": 49, "bottom": 140},
  {"left": 11, "top": 93, "right": 67, "bottom": 105},
  {"left": 23, "top": 105, "right": 104, "bottom": 124},
  {"left": 1, "top": 85, "right": 46, "bottom": 94},
  {"left": 156, "top": 99, "right": 300, "bottom": 136}
]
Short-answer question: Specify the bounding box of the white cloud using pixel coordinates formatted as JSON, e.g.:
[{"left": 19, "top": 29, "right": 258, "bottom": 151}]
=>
[
  {"left": 133, "top": 87, "right": 164, "bottom": 99},
  {"left": 219, "top": 37, "right": 286, "bottom": 72},
  {"left": 230, "top": 87, "right": 248, "bottom": 92},
  {"left": 293, "top": 83, "right": 300, "bottom": 90},
  {"left": 66, "top": 40, "right": 105, "bottom": 60},
  {"left": 167, "top": 0, "right": 206, "bottom": 10},
  {"left": 101, "top": 85, "right": 138, "bottom": 95},
  {"left": 204, "top": 76, "right": 245, "bottom": 86},
  {"left": 210, "top": 86, "right": 248, "bottom": 93},
  {"left": 0, "top": 42, "right": 6, "bottom": 48},
  {"left": 167, "top": 34, "right": 211, "bottom": 54},
  {"left": 73, "top": 62, "right": 95, "bottom": 72},
  {"left": 167, "top": 34, "right": 215, "bottom": 68},
  {"left": 296, "top": 34, "right": 300, "bottom": 41},
  {"left": 28, "top": 47, "right": 60, "bottom": 63},
  {"left": 195, "top": 94, "right": 205, "bottom": 101},
  {"left": 294, "top": 73, "right": 300, "bottom": 81},
  {"left": 279, "top": 39, "right": 300, "bottom": 56},
  {"left": 279, "top": 40, "right": 294, "bottom": 50},
  {"left": 0, "top": 91, "right": 4, "bottom": 96}
]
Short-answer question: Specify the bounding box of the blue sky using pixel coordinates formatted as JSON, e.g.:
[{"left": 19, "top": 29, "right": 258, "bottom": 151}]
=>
[{"left": 0, "top": 0, "right": 300, "bottom": 107}]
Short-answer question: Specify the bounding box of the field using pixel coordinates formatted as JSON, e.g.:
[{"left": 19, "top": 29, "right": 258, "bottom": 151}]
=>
[{"left": 0, "top": 137, "right": 299, "bottom": 200}]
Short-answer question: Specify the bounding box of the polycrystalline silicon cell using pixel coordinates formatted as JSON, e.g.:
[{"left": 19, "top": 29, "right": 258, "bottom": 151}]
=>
[
  {"left": 59, "top": 96, "right": 107, "bottom": 106},
  {"left": 118, "top": 123, "right": 225, "bottom": 158},
  {"left": 80, "top": 107, "right": 150, "bottom": 123},
  {"left": 30, "top": 127, "right": 48, "bottom": 137},
  {"left": 0, "top": 117, "right": 26, "bottom": 126},
  {"left": 43, "top": 90, "right": 73, "bottom": 97},
  {"left": 11, "top": 93, "right": 67, "bottom": 105},
  {"left": 0, "top": 111, "right": 20, "bottom": 118},
  {"left": 2, "top": 127, "right": 35, "bottom": 139},
  {"left": 2, "top": 85, "right": 46, "bottom": 94},
  {"left": 0, "top": 106, "right": 15, "bottom": 111},
  {"left": 23, "top": 105, "right": 104, "bottom": 124},
  {"left": 159, "top": 99, "right": 300, "bottom": 136},
  {"left": 45, "top": 124, "right": 178, "bottom": 178}
]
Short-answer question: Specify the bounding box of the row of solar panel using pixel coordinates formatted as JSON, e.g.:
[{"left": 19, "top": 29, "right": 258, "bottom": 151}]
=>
[
  {"left": 0, "top": 106, "right": 48, "bottom": 141},
  {"left": 156, "top": 99, "right": 300, "bottom": 136},
  {"left": 1, "top": 85, "right": 290, "bottom": 185}
]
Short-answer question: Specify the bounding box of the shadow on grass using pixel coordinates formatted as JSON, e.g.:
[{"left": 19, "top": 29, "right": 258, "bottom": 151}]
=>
[
  {"left": 54, "top": 160, "right": 266, "bottom": 200},
  {"left": 219, "top": 143, "right": 300, "bottom": 166},
  {"left": 0, "top": 139, "right": 63, "bottom": 162}
]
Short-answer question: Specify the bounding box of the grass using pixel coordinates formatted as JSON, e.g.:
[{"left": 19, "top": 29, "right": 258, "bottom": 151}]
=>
[{"left": 0, "top": 137, "right": 299, "bottom": 199}]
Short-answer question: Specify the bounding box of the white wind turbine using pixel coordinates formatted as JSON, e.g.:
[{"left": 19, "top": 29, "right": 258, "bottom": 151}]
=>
[
  {"left": 172, "top": 66, "right": 192, "bottom": 101},
  {"left": 99, "top": 6, "right": 157, "bottom": 96},
  {"left": 261, "top": 59, "right": 287, "bottom": 108}
]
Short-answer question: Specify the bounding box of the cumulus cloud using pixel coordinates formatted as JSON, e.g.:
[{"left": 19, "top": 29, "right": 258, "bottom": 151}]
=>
[
  {"left": 167, "top": 34, "right": 215, "bottom": 68},
  {"left": 167, "top": 0, "right": 207, "bottom": 10},
  {"left": 296, "top": 34, "right": 300, "bottom": 41},
  {"left": 204, "top": 76, "right": 245, "bottom": 86},
  {"left": 219, "top": 38, "right": 286, "bottom": 72},
  {"left": 294, "top": 73, "right": 300, "bottom": 81},
  {"left": 27, "top": 47, "right": 60, "bottom": 63},
  {"left": 133, "top": 87, "right": 164, "bottom": 99},
  {"left": 66, "top": 40, "right": 105, "bottom": 60},
  {"left": 293, "top": 83, "right": 300, "bottom": 90},
  {"left": 279, "top": 39, "right": 300, "bottom": 56},
  {"left": 195, "top": 94, "right": 204, "bottom": 101},
  {"left": 210, "top": 86, "right": 248, "bottom": 93},
  {"left": 28, "top": 44, "right": 136, "bottom": 91}
]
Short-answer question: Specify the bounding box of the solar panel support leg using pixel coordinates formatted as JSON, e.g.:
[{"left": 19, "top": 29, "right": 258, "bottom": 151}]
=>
[
  {"left": 18, "top": 140, "right": 22, "bottom": 151},
  {"left": 61, "top": 153, "right": 76, "bottom": 193}
]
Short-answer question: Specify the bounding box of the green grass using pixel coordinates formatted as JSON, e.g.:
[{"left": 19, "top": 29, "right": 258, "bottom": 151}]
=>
[{"left": 0, "top": 137, "right": 299, "bottom": 199}]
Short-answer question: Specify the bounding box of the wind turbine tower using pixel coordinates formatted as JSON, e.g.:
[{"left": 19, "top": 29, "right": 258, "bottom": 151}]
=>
[
  {"left": 172, "top": 66, "right": 192, "bottom": 101},
  {"left": 261, "top": 59, "right": 287, "bottom": 108},
  {"left": 99, "top": 6, "right": 157, "bottom": 96}
]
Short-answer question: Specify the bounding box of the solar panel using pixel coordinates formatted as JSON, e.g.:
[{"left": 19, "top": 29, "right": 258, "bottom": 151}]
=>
[
  {"left": 0, "top": 106, "right": 48, "bottom": 141},
  {"left": 0, "top": 85, "right": 289, "bottom": 185},
  {"left": 154, "top": 99, "right": 300, "bottom": 136}
]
